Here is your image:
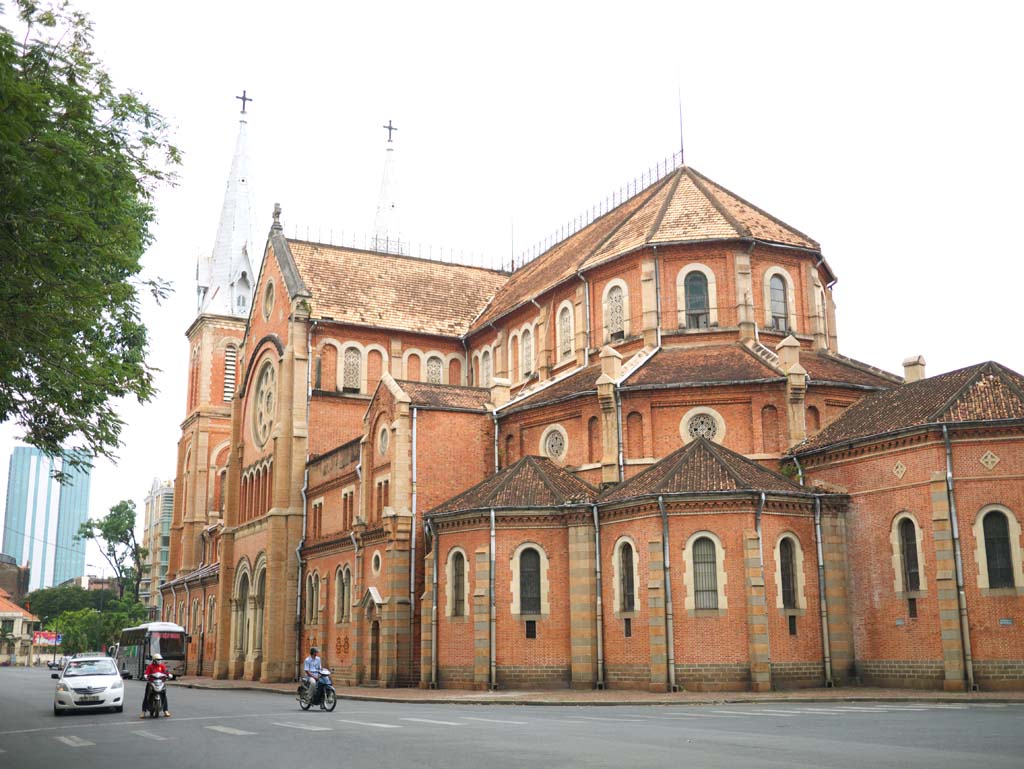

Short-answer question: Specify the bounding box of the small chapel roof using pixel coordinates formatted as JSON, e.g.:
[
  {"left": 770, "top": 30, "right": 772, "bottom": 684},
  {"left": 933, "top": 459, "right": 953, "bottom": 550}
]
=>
[
  {"left": 794, "top": 361, "right": 1024, "bottom": 454},
  {"left": 471, "top": 166, "right": 821, "bottom": 332},
  {"left": 430, "top": 455, "right": 598, "bottom": 515},
  {"left": 398, "top": 380, "right": 492, "bottom": 411},
  {"left": 286, "top": 239, "right": 508, "bottom": 337},
  {"left": 599, "top": 437, "right": 806, "bottom": 503},
  {"left": 0, "top": 589, "right": 38, "bottom": 621}
]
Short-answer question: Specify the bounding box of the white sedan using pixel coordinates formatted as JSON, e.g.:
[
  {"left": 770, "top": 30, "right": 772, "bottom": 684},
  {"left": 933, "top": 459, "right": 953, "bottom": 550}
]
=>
[{"left": 52, "top": 656, "right": 126, "bottom": 715}]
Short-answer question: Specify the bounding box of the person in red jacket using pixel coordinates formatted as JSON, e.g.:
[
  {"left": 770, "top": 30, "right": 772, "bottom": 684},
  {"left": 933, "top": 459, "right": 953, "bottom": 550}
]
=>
[{"left": 140, "top": 653, "right": 171, "bottom": 718}]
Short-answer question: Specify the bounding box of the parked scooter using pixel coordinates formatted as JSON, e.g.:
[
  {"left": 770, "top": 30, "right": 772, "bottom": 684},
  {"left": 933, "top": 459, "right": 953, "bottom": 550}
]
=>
[
  {"left": 145, "top": 671, "right": 172, "bottom": 718},
  {"left": 297, "top": 668, "right": 337, "bottom": 712}
]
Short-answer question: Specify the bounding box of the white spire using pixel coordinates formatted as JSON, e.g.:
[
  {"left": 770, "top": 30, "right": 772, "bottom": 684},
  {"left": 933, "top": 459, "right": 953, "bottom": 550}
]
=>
[
  {"left": 372, "top": 120, "right": 402, "bottom": 254},
  {"left": 198, "top": 96, "right": 256, "bottom": 317}
]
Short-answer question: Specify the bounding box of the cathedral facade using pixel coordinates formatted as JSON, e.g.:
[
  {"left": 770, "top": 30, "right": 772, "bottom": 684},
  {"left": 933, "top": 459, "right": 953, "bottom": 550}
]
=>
[{"left": 162, "top": 114, "right": 1024, "bottom": 692}]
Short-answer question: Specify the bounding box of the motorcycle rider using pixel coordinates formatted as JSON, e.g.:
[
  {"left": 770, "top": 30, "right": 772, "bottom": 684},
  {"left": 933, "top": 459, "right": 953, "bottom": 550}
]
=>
[
  {"left": 140, "top": 653, "right": 171, "bottom": 718},
  {"left": 302, "top": 647, "right": 326, "bottom": 709}
]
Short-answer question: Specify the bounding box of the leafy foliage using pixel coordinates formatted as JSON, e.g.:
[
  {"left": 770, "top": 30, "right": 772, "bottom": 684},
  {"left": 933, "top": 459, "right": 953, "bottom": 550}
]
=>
[
  {"left": 22, "top": 583, "right": 118, "bottom": 624},
  {"left": 77, "top": 500, "right": 148, "bottom": 599},
  {"left": 50, "top": 597, "right": 147, "bottom": 654},
  {"left": 0, "top": 1, "right": 180, "bottom": 474}
]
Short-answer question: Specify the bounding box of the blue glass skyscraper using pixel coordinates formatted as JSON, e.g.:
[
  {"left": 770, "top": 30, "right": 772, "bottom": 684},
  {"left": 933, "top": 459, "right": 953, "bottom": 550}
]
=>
[{"left": 1, "top": 447, "right": 92, "bottom": 591}]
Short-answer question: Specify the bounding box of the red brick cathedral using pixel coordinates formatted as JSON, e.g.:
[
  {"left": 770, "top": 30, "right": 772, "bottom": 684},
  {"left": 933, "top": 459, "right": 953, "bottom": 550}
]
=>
[{"left": 163, "top": 112, "right": 1024, "bottom": 693}]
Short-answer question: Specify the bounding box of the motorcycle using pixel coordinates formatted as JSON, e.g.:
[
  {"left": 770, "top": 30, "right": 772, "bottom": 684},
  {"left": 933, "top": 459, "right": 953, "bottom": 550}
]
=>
[
  {"left": 297, "top": 668, "right": 337, "bottom": 712},
  {"left": 145, "top": 671, "right": 172, "bottom": 718}
]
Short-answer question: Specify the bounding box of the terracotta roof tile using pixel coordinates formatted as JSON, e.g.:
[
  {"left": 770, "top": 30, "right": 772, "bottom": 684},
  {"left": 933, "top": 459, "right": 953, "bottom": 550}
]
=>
[
  {"left": 162, "top": 561, "right": 220, "bottom": 589},
  {"left": 802, "top": 351, "right": 901, "bottom": 389},
  {"left": 501, "top": 363, "right": 603, "bottom": 415},
  {"left": 287, "top": 240, "right": 508, "bottom": 336},
  {"left": 397, "top": 381, "right": 492, "bottom": 411},
  {"left": 795, "top": 362, "right": 1024, "bottom": 453},
  {"left": 430, "top": 455, "right": 598, "bottom": 514},
  {"left": 622, "top": 345, "right": 780, "bottom": 389},
  {"left": 600, "top": 437, "right": 805, "bottom": 503},
  {"left": 0, "top": 591, "right": 37, "bottom": 621}
]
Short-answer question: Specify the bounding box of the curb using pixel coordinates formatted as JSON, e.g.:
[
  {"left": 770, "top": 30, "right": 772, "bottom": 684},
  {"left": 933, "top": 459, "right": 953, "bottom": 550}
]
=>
[{"left": 169, "top": 681, "right": 1022, "bottom": 707}]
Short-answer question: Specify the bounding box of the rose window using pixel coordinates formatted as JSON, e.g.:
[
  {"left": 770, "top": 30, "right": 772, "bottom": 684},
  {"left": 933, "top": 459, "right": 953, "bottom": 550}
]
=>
[
  {"left": 687, "top": 413, "right": 718, "bottom": 440},
  {"left": 544, "top": 430, "right": 566, "bottom": 459},
  {"left": 252, "top": 363, "right": 277, "bottom": 447}
]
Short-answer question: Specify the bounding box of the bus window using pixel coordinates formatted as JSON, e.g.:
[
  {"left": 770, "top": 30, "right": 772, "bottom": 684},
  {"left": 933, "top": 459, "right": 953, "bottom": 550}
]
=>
[{"left": 151, "top": 631, "right": 185, "bottom": 660}]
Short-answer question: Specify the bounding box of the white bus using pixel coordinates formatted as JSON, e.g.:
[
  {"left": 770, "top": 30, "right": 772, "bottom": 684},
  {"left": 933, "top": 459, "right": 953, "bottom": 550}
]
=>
[{"left": 115, "top": 622, "right": 187, "bottom": 679}]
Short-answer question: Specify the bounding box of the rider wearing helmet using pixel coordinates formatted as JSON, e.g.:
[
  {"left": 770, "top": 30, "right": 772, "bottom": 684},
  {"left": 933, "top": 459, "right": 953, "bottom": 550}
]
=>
[
  {"left": 141, "top": 653, "right": 171, "bottom": 718},
  {"left": 302, "top": 647, "right": 326, "bottom": 708}
]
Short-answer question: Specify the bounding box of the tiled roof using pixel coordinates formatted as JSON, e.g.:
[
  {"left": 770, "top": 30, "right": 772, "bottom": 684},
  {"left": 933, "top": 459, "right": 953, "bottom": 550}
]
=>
[
  {"left": 430, "top": 456, "right": 598, "bottom": 515},
  {"left": 398, "top": 381, "right": 492, "bottom": 411},
  {"left": 794, "top": 361, "right": 1024, "bottom": 453},
  {"left": 600, "top": 437, "right": 805, "bottom": 503},
  {"left": 287, "top": 240, "right": 508, "bottom": 336},
  {"left": 0, "top": 590, "right": 37, "bottom": 621},
  {"left": 162, "top": 561, "right": 220, "bottom": 589},
  {"left": 501, "top": 362, "right": 603, "bottom": 415},
  {"left": 622, "top": 345, "right": 780, "bottom": 389},
  {"left": 802, "top": 351, "right": 901, "bottom": 388},
  {"left": 472, "top": 167, "right": 819, "bottom": 331}
]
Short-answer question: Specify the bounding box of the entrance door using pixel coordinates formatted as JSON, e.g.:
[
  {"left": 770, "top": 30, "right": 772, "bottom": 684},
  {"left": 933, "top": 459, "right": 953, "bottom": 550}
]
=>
[{"left": 370, "top": 621, "right": 380, "bottom": 682}]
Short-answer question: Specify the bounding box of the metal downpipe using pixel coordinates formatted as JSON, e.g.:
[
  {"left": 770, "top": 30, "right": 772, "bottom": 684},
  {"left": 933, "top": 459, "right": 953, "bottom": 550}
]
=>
[
  {"left": 409, "top": 408, "right": 418, "bottom": 675},
  {"left": 427, "top": 518, "right": 438, "bottom": 689},
  {"left": 657, "top": 496, "right": 677, "bottom": 691},
  {"left": 592, "top": 504, "right": 605, "bottom": 689},
  {"left": 489, "top": 507, "right": 497, "bottom": 690},
  {"left": 942, "top": 424, "right": 976, "bottom": 691},
  {"left": 813, "top": 495, "right": 834, "bottom": 686}
]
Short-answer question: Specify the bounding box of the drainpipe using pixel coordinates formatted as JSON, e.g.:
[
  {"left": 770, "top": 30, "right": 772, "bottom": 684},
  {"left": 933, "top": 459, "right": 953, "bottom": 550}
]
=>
[
  {"left": 614, "top": 386, "right": 625, "bottom": 482},
  {"left": 409, "top": 407, "right": 418, "bottom": 674},
  {"left": 183, "top": 580, "right": 191, "bottom": 674},
  {"left": 592, "top": 504, "right": 605, "bottom": 689},
  {"left": 754, "top": 491, "right": 770, "bottom": 684},
  {"left": 942, "top": 424, "right": 976, "bottom": 691},
  {"left": 656, "top": 496, "right": 677, "bottom": 691},
  {"left": 792, "top": 456, "right": 804, "bottom": 487},
  {"left": 426, "top": 518, "right": 438, "bottom": 689},
  {"left": 813, "top": 495, "right": 834, "bottom": 687},
  {"left": 489, "top": 507, "right": 497, "bottom": 690},
  {"left": 492, "top": 412, "right": 500, "bottom": 473}
]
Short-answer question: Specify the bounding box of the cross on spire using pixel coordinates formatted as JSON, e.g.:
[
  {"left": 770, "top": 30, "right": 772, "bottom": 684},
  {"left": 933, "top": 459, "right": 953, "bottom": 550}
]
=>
[
  {"left": 383, "top": 120, "right": 397, "bottom": 142},
  {"left": 236, "top": 90, "right": 253, "bottom": 114}
]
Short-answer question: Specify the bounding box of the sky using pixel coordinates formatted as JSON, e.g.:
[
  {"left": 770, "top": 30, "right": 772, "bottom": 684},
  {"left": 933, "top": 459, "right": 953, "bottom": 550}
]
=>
[{"left": 2, "top": 1, "right": 1023, "bottom": 579}]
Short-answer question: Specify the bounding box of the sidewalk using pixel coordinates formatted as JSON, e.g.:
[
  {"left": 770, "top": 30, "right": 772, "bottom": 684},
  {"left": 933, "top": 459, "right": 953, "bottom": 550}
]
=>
[{"left": 169, "top": 676, "right": 1024, "bottom": 706}]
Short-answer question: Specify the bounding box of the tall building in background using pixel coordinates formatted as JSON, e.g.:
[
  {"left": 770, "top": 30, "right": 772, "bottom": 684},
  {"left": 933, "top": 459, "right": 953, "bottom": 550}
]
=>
[
  {"left": 140, "top": 479, "right": 174, "bottom": 612},
  {"left": 1, "top": 447, "right": 91, "bottom": 591}
]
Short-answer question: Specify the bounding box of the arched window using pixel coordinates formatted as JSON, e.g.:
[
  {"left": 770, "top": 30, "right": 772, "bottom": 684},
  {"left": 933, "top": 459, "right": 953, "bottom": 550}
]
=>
[
  {"left": 588, "top": 416, "right": 601, "bottom": 464},
  {"left": 223, "top": 345, "right": 238, "bottom": 401},
  {"left": 619, "top": 542, "right": 635, "bottom": 612},
  {"left": 504, "top": 433, "right": 515, "bottom": 467},
  {"left": 342, "top": 348, "right": 361, "bottom": 393},
  {"left": 626, "top": 411, "right": 644, "bottom": 458},
  {"left": 899, "top": 518, "right": 921, "bottom": 592},
  {"left": 335, "top": 570, "right": 345, "bottom": 622},
  {"left": 426, "top": 356, "right": 443, "bottom": 384},
  {"left": 342, "top": 568, "right": 352, "bottom": 622},
  {"left": 452, "top": 551, "right": 466, "bottom": 617},
  {"left": 807, "top": 405, "right": 821, "bottom": 434},
  {"left": 770, "top": 274, "right": 789, "bottom": 332},
  {"left": 559, "top": 305, "right": 573, "bottom": 358},
  {"left": 208, "top": 597, "right": 216, "bottom": 634},
  {"left": 761, "top": 405, "right": 780, "bottom": 453},
  {"left": 521, "top": 329, "right": 533, "bottom": 375},
  {"left": 684, "top": 272, "right": 710, "bottom": 329},
  {"left": 520, "top": 548, "right": 541, "bottom": 614},
  {"left": 779, "top": 538, "right": 797, "bottom": 609},
  {"left": 607, "top": 285, "right": 624, "bottom": 340},
  {"left": 984, "top": 511, "right": 1015, "bottom": 588},
  {"left": 692, "top": 537, "right": 718, "bottom": 610},
  {"left": 482, "top": 350, "right": 492, "bottom": 387}
]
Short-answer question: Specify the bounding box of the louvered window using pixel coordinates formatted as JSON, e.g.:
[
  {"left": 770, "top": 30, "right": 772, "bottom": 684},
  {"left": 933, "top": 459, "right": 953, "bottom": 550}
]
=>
[
  {"left": 684, "top": 272, "right": 710, "bottom": 329},
  {"left": 780, "top": 538, "right": 797, "bottom": 609},
  {"left": 559, "top": 307, "right": 572, "bottom": 358},
  {"left": 223, "top": 345, "right": 237, "bottom": 401},
  {"left": 693, "top": 537, "right": 718, "bottom": 610},
  {"left": 452, "top": 552, "right": 465, "bottom": 617},
  {"left": 520, "top": 548, "right": 541, "bottom": 614},
  {"left": 607, "top": 285, "right": 624, "bottom": 340},
  {"left": 620, "top": 543, "right": 635, "bottom": 612},
  {"left": 426, "top": 356, "right": 443, "bottom": 384},
  {"left": 770, "top": 275, "right": 789, "bottom": 332},
  {"left": 522, "top": 330, "right": 533, "bottom": 374},
  {"left": 984, "top": 511, "right": 1015, "bottom": 588},
  {"left": 343, "top": 348, "right": 361, "bottom": 392},
  {"left": 899, "top": 519, "right": 920, "bottom": 592}
]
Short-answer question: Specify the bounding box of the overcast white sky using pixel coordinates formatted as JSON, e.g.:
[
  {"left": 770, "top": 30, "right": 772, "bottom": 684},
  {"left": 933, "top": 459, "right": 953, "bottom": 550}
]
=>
[{"left": 2, "top": 1, "right": 1023, "bottom": 577}]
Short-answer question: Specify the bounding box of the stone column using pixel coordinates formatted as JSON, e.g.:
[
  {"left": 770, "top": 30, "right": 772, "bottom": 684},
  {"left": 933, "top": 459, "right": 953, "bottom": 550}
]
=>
[
  {"left": 646, "top": 538, "right": 668, "bottom": 692},
  {"left": 534, "top": 304, "right": 551, "bottom": 382},
  {"left": 640, "top": 257, "right": 659, "bottom": 347},
  {"left": 472, "top": 547, "right": 490, "bottom": 689},
  {"left": 568, "top": 522, "right": 597, "bottom": 689},
  {"left": 744, "top": 530, "right": 772, "bottom": 692},
  {"left": 597, "top": 347, "right": 622, "bottom": 487},
  {"left": 575, "top": 282, "right": 589, "bottom": 367},
  {"left": 213, "top": 390, "right": 244, "bottom": 680},
  {"left": 493, "top": 329, "right": 508, "bottom": 380},
  {"left": 825, "top": 289, "right": 839, "bottom": 352},
  {"left": 819, "top": 509, "right": 854, "bottom": 683},
  {"left": 420, "top": 547, "right": 434, "bottom": 688},
  {"left": 390, "top": 338, "right": 403, "bottom": 379},
  {"left": 929, "top": 471, "right": 968, "bottom": 691},
  {"left": 734, "top": 249, "right": 755, "bottom": 341}
]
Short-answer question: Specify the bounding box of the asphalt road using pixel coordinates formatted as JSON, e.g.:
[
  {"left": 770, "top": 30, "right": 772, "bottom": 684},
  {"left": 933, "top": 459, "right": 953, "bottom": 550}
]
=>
[{"left": 1, "top": 666, "right": 1021, "bottom": 769}]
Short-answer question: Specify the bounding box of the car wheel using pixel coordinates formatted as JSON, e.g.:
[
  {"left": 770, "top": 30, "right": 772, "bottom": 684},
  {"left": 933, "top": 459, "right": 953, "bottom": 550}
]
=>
[
  {"left": 53, "top": 706, "right": 62, "bottom": 717},
  {"left": 115, "top": 706, "right": 123, "bottom": 713}
]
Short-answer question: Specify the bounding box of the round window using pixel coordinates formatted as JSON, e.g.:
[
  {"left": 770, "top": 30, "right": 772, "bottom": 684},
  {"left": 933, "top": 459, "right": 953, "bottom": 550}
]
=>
[
  {"left": 379, "top": 427, "right": 389, "bottom": 455},
  {"left": 544, "top": 429, "right": 566, "bottom": 459},
  {"left": 687, "top": 413, "right": 718, "bottom": 440},
  {"left": 252, "top": 362, "right": 277, "bottom": 447},
  {"left": 263, "top": 281, "right": 275, "bottom": 320},
  {"left": 372, "top": 552, "right": 382, "bottom": 574}
]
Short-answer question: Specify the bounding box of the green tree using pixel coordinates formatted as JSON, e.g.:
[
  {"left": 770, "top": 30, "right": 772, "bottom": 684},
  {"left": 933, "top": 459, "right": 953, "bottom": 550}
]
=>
[
  {"left": 77, "top": 500, "right": 148, "bottom": 599},
  {"left": 50, "top": 597, "right": 145, "bottom": 654},
  {"left": 22, "top": 584, "right": 118, "bottom": 624},
  {"left": 0, "top": 0, "right": 180, "bottom": 475}
]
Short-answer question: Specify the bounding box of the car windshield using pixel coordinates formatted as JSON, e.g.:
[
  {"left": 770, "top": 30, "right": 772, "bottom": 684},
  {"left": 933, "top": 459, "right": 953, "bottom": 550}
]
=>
[{"left": 64, "top": 659, "right": 118, "bottom": 677}]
